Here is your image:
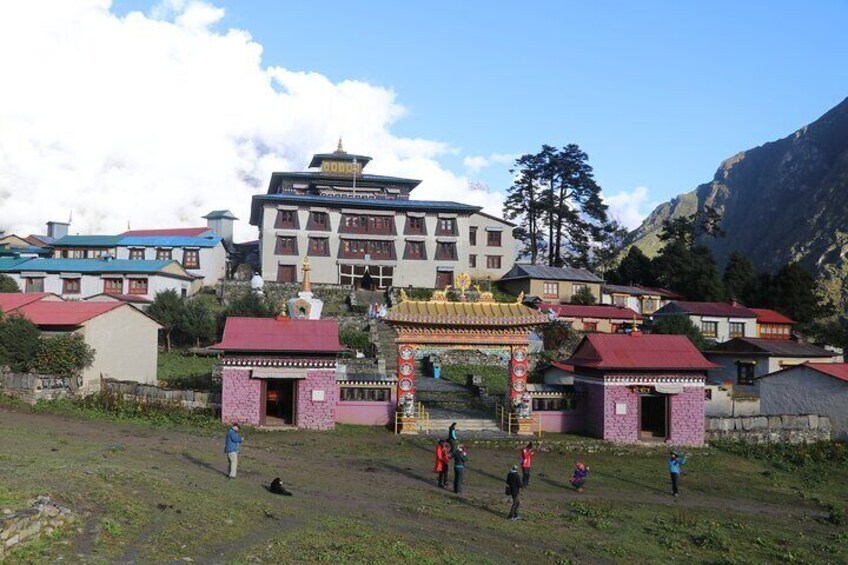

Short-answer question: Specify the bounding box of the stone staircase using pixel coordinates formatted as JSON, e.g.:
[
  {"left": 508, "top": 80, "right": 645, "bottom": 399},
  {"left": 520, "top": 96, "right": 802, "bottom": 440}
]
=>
[
  {"left": 350, "top": 289, "right": 387, "bottom": 310},
  {"left": 417, "top": 377, "right": 501, "bottom": 433},
  {"left": 371, "top": 319, "right": 398, "bottom": 376}
]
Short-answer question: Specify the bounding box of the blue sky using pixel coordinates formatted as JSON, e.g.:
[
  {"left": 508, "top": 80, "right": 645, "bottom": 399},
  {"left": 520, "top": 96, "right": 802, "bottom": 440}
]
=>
[
  {"left": 116, "top": 0, "right": 848, "bottom": 218},
  {"left": 4, "top": 1, "right": 846, "bottom": 237}
]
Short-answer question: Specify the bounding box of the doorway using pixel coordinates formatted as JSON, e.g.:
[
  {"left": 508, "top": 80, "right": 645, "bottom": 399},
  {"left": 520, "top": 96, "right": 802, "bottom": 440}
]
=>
[
  {"left": 639, "top": 394, "right": 668, "bottom": 440},
  {"left": 435, "top": 270, "right": 453, "bottom": 289},
  {"left": 265, "top": 380, "right": 296, "bottom": 426}
]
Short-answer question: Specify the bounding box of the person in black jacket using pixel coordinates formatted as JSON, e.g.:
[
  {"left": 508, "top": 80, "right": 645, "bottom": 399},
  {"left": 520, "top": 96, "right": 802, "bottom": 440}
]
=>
[
  {"left": 505, "top": 465, "right": 522, "bottom": 520},
  {"left": 452, "top": 445, "right": 467, "bottom": 494}
]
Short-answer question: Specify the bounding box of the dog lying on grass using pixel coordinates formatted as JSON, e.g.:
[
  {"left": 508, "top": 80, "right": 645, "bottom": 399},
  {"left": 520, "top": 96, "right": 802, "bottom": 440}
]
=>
[{"left": 270, "top": 477, "right": 293, "bottom": 496}]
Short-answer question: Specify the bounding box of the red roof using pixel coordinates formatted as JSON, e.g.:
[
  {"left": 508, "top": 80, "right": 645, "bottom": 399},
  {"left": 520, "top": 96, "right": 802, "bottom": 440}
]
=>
[
  {"left": 86, "top": 293, "right": 153, "bottom": 304},
  {"left": 658, "top": 301, "right": 757, "bottom": 318},
  {"left": 568, "top": 333, "right": 719, "bottom": 371},
  {"left": 750, "top": 308, "right": 796, "bottom": 325},
  {"left": 550, "top": 362, "right": 575, "bottom": 373},
  {"left": 539, "top": 304, "right": 644, "bottom": 320},
  {"left": 121, "top": 227, "right": 212, "bottom": 237},
  {"left": 0, "top": 292, "right": 56, "bottom": 313},
  {"left": 213, "top": 317, "right": 341, "bottom": 353},
  {"left": 14, "top": 301, "right": 122, "bottom": 326},
  {"left": 802, "top": 363, "right": 848, "bottom": 383}
]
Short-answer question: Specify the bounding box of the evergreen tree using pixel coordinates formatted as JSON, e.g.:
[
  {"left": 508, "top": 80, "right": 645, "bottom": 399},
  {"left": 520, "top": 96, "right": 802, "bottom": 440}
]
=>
[
  {"left": 722, "top": 251, "right": 756, "bottom": 301},
  {"left": 571, "top": 286, "right": 597, "bottom": 305},
  {"left": 504, "top": 152, "right": 545, "bottom": 264},
  {"left": 590, "top": 221, "right": 629, "bottom": 279},
  {"left": 0, "top": 274, "right": 19, "bottom": 293},
  {"left": 180, "top": 299, "right": 217, "bottom": 348},
  {"left": 0, "top": 313, "right": 41, "bottom": 372},
  {"left": 148, "top": 289, "right": 186, "bottom": 352},
  {"left": 607, "top": 246, "right": 655, "bottom": 286},
  {"left": 652, "top": 315, "right": 708, "bottom": 350},
  {"left": 652, "top": 212, "right": 725, "bottom": 301},
  {"left": 769, "top": 262, "right": 830, "bottom": 324}
]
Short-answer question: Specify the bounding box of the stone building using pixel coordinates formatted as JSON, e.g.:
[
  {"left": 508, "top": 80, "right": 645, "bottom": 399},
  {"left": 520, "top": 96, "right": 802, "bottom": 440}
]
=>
[{"left": 498, "top": 264, "right": 603, "bottom": 304}]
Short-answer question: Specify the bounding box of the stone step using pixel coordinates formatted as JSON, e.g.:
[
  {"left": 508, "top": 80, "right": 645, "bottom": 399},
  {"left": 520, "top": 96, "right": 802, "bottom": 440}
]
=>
[{"left": 427, "top": 418, "right": 502, "bottom": 432}]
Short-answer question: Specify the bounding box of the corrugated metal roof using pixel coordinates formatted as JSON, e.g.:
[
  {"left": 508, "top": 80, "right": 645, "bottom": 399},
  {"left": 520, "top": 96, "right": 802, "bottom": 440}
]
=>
[
  {"left": 0, "top": 257, "right": 35, "bottom": 270},
  {"left": 802, "top": 363, "right": 848, "bottom": 383},
  {"left": 749, "top": 308, "right": 796, "bottom": 325},
  {"left": 122, "top": 227, "right": 213, "bottom": 237},
  {"left": 213, "top": 317, "right": 341, "bottom": 353},
  {"left": 51, "top": 235, "right": 122, "bottom": 247},
  {"left": 14, "top": 301, "right": 123, "bottom": 326},
  {"left": 539, "top": 304, "right": 644, "bottom": 320},
  {"left": 119, "top": 235, "right": 221, "bottom": 248},
  {"left": 202, "top": 210, "right": 238, "bottom": 220},
  {"left": 0, "top": 258, "right": 191, "bottom": 276},
  {"left": 602, "top": 284, "right": 683, "bottom": 298},
  {"left": 707, "top": 338, "right": 831, "bottom": 358},
  {"left": 568, "top": 333, "right": 719, "bottom": 370},
  {"left": 499, "top": 264, "right": 603, "bottom": 283},
  {"left": 0, "top": 292, "right": 55, "bottom": 312},
  {"left": 654, "top": 301, "right": 757, "bottom": 318},
  {"left": 385, "top": 300, "right": 549, "bottom": 327}
]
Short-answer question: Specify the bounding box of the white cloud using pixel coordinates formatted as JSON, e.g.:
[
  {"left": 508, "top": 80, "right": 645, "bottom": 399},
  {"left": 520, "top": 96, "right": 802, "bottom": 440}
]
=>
[
  {"left": 0, "top": 0, "right": 499, "bottom": 240},
  {"left": 463, "top": 152, "right": 516, "bottom": 173},
  {"left": 603, "top": 186, "right": 653, "bottom": 230}
]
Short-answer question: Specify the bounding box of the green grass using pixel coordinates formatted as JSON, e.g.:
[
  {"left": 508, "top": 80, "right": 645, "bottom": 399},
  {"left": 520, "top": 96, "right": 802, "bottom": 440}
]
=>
[
  {"left": 440, "top": 364, "right": 509, "bottom": 395},
  {"left": 0, "top": 403, "right": 846, "bottom": 564},
  {"left": 157, "top": 350, "right": 218, "bottom": 390}
]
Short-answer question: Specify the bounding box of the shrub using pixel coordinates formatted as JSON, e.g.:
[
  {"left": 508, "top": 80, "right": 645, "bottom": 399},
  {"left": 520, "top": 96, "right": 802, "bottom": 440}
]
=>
[
  {"left": 570, "top": 286, "right": 597, "bottom": 305},
  {"left": 34, "top": 333, "right": 95, "bottom": 376},
  {"left": 148, "top": 290, "right": 185, "bottom": 352},
  {"left": 0, "top": 314, "right": 41, "bottom": 372},
  {"left": 180, "top": 299, "right": 217, "bottom": 348},
  {"left": 0, "top": 274, "right": 19, "bottom": 292},
  {"left": 651, "top": 314, "right": 708, "bottom": 350},
  {"left": 340, "top": 327, "right": 371, "bottom": 353}
]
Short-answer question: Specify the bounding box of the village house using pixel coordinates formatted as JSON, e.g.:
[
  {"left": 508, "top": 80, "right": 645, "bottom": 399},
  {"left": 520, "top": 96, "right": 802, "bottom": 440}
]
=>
[
  {"left": 567, "top": 333, "right": 716, "bottom": 445},
  {"left": 537, "top": 303, "right": 643, "bottom": 333},
  {"left": 0, "top": 292, "right": 161, "bottom": 393},
  {"left": 0, "top": 257, "right": 199, "bottom": 301},
  {"left": 251, "top": 143, "right": 515, "bottom": 289},
  {"left": 759, "top": 363, "right": 848, "bottom": 441},
  {"left": 750, "top": 308, "right": 795, "bottom": 339},
  {"left": 498, "top": 264, "right": 603, "bottom": 304},
  {"left": 600, "top": 283, "right": 682, "bottom": 315},
  {"left": 652, "top": 300, "right": 758, "bottom": 343}
]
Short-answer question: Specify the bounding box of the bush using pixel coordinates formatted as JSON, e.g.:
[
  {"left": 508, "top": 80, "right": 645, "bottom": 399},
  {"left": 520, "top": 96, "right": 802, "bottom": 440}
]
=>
[
  {"left": 339, "top": 327, "right": 371, "bottom": 353},
  {"left": 148, "top": 290, "right": 185, "bottom": 352},
  {"left": 0, "top": 274, "right": 19, "bottom": 293},
  {"left": 570, "top": 286, "right": 597, "bottom": 305},
  {"left": 651, "top": 315, "right": 708, "bottom": 350},
  {"left": 34, "top": 333, "right": 95, "bottom": 376},
  {"left": 0, "top": 314, "right": 41, "bottom": 372}
]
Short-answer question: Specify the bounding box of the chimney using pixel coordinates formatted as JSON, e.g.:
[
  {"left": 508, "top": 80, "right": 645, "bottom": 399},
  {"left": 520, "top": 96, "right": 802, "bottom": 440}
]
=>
[
  {"left": 47, "top": 221, "right": 70, "bottom": 240},
  {"left": 203, "top": 210, "right": 237, "bottom": 244}
]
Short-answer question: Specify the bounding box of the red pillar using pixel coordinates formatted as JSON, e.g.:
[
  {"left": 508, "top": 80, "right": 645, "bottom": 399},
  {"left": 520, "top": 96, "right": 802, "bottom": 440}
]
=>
[
  {"left": 509, "top": 345, "right": 529, "bottom": 401},
  {"left": 397, "top": 344, "right": 416, "bottom": 413}
]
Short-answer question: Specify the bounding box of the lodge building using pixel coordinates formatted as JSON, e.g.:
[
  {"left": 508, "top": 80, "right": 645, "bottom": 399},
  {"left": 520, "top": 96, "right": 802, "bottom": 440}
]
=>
[{"left": 250, "top": 143, "right": 516, "bottom": 288}]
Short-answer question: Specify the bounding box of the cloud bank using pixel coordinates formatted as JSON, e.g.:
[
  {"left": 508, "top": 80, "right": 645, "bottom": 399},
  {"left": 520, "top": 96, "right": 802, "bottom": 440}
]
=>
[
  {"left": 0, "top": 0, "right": 505, "bottom": 240},
  {"left": 603, "top": 186, "right": 654, "bottom": 230}
]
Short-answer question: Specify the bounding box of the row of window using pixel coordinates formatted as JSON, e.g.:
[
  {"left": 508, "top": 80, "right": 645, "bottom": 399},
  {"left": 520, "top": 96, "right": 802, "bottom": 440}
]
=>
[
  {"left": 338, "top": 387, "right": 392, "bottom": 402},
  {"left": 543, "top": 282, "right": 589, "bottom": 299},
  {"left": 58, "top": 248, "right": 200, "bottom": 269},
  {"left": 700, "top": 321, "right": 746, "bottom": 339},
  {"left": 24, "top": 277, "right": 149, "bottom": 295},
  {"left": 273, "top": 210, "right": 503, "bottom": 246},
  {"left": 610, "top": 294, "right": 660, "bottom": 313}
]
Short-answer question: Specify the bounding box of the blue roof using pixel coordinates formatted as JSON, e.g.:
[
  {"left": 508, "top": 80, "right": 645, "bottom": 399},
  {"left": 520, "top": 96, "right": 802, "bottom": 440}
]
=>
[
  {"left": 52, "top": 235, "right": 122, "bottom": 247},
  {"left": 119, "top": 235, "right": 222, "bottom": 248},
  {"left": 250, "top": 193, "right": 482, "bottom": 225},
  {"left": 202, "top": 210, "right": 238, "bottom": 220},
  {"left": 51, "top": 234, "right": 221, "bottom": 248},
  {"left": 0, "top": 258, "right": 192, "bottom": 278}
]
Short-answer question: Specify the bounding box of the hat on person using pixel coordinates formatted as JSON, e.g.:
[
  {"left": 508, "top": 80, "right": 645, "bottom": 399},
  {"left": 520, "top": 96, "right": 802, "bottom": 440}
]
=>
[
  {"left": 576, "top": 462, "right": 586, "bottom": 471},
  {"left": 511, "top": 465, "right": 518, "bottom": 472}
]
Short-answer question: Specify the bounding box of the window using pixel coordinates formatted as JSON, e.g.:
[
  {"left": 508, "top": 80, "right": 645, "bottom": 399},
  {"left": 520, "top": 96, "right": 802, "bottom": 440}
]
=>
[
  {"left": 583, "top": 322, "right": 598, "bottom": 332},
  {"left": 469, "top": 226, "right": 477, "bottom": 246},
  {"left": 277, "top": 265, "right": 296, "bottom": 283},
  {"left": 436, "top": 218, "right": 457, "bottom": 235},
  {"left": 275, "top": 236, "right": 298, "bottom": 256},
  {"left": 469, "top": 254, "right": 476, "bottom": 268},
  {"left": 103, "top": 278, "right": 123, "bottom": 294},
  {"left": 435, "top": 241, "right": 458, "bottom": 260},
  {"left": 339, "top": 387, "right": 391, "bottom": 402},
  {"left": 275, "top": 209, "right": 297, "bottom": 229},
  {"left": 487, "top": 230, "right": 502, "bottom": 247},
  {"left": 404, "top": 240, "right": 426, "bottom": 260},
  {"left": 183, "top": 249, "right": 200, "bottom": 269},
  {"left": 339, "top": 239, "right": 395, "bottom": 259},
  {"left": 308, "top": 237, "right": 330, "bottom": 256},
  {"left": 307, "top": 212, "right": 330, "bottom": 231},
  {"left": 338, "top": 265, "right": 393, "bottom": 289},
  {"left": 405, "top": 216, "right": 426, "bottom": 235},
  {"left": 737, "top": 362, "right": 756, "bottom": 386},
  {"left": 543, "top": 282, "right": 559, "bottom": 299},
  {"left": 613, "top": 294, "right": 627, "bottom": 307},
  {"left": 129, "top": 248, "right": 145, "bottom": 260},
  {"left": 25, "top": 277, "right": 44, "bottom": 293},
  {"left": 63, "top": 278, "right": 81, "bottom": 295},
  {"left": 340, "top": 214, "right": 394, "bottom": 234},
  {"left": 156, "top": 248, "right": 172, "bottom": 261},
  {"left": 572, "top": 283, "right": 588, "bottom": 296},
  {"left": 729, "top": 322, "right": 745, "bottom": 338},
  {"left": 701, "top": 321, "right": 718, "bottom": 338},
  {"left": 532, "top": 396, "right": 577, "bottom": 411},
  {"left": 128, "top": 278, "right": 148, "bottom": 295},
  {"left": 643, "top": 298, "right": 657, "bottom": 313},
  {"left": 486, "top": 256, "right": 502, "bottom": 269}
]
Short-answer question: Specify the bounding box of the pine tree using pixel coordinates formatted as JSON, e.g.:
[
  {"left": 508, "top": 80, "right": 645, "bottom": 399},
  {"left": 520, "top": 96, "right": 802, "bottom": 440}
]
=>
[
  {"left": 722, "top": 251, "right": 756, "bottom": 301},
  {"left": 504, "top": 152, "right": 545, "bottom": 264},
  {"left": 607, "top": 246, "right": 655, "bottom": 287}
]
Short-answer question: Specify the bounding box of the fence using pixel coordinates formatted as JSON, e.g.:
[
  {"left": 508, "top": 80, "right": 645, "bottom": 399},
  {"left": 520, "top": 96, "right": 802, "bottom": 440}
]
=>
[
  {"left": 0, "top": 368, "right": 78, "bottom": 404},
  {"left": 705, "top": 414, "right": 831, "bottom": 444},
  {"left": 101, "top": 378, "right": 221, "bottom": 412}
]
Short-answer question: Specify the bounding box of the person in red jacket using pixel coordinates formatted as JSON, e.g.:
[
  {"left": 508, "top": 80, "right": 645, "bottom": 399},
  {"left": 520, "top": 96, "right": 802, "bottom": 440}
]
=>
[
  {"left": 520, "top": 442, "right": 536, "bottom": 488},
  {"left": 434, "top": 439, "right": 450, "bottom": 488}
]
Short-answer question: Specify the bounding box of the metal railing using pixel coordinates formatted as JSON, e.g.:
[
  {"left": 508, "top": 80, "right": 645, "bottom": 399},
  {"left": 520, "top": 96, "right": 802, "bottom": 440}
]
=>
[
  {"left": 394, "top": 402, "right": 431, "bottom": 434},
  {"left": 496, "top": 404, "right": 543, "bottom": 437}
]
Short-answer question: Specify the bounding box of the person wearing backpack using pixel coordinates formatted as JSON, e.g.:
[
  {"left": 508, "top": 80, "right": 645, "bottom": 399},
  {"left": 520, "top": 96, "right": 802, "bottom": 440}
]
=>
[{"left": 505, "top": 465, "right": 522, "bottom": 520}]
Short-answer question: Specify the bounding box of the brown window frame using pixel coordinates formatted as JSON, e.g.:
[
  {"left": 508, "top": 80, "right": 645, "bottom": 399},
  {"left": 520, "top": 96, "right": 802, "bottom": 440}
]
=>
[
  {"left": 485, "top": 255, "right": 502, "bottom": 269},
  {"left": 486, "top": 230, "right": 502, "bottom": 247},
  {"left": 103, "top": 278, "right": 123, "bottom": 295},
  {"left": 308, "top": 237, "right": 330, "bottom": 257},
  {"left": 277, "top": 264, "right": 297, "bottom": 283},
  {"left": 275, "top": 236, "right": 298, "bottom": 256},
  {"left": 128, "top": 248, "right": 145, "bottom": 260},
  {"left": 701, "top": 321, "right": 718, "bottom": 338},
  {"left": 404, "top": 216, "right": 426, "bottom": 235},
  {"left": 403, "top": 240, "right": 427, "bottom": 260},
  {"left": 729, "top": 322, "right": 745, "bottom": 338},
  {"left": 468, "top": 254, "right": 476, "bottom": 268},
  {"left": 275, "top": 209, "right": 298, "bottom": 230},
  {"left": 543, "top": 282, "right": 559, "bottom": 299},
  {"left": 435, "top": 241, "right": 458, "bottom": 261},
  {"left": 469, "top": 226, "right": 477, "bottom": 246},
  {"left": 62, "top": 278, "right": 81, "bottom": 295},
  {"left": 436, "top": 218, "right": 457, "bottom": 236},
  {"left": 306, "top": 212, "right": 330, "bottom": 231},
  {"left": 156, "top": 248, "right": 172, "bottom": 261},
  {"left": 737, "top": 362, "right": 756, "bottom": 386},
  {"left": 339, "top": 239, "right": 396, "bottom": 260},
  {"left": 24, "top": 277, "right": 44, "bottom": 293},
  {"left": 183, "top": 249, "right": 200, "bottom": 269},
  {"left": 128, "top": 278, "right": 149, "bottom": 295}
]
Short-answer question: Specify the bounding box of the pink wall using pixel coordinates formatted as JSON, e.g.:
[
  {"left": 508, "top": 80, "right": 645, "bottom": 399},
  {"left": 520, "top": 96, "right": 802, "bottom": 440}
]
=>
[
  {"left": 335, "top": 401, "right": 394, "bottom": 426},
  {"left": 582, "top": 382, "right": 606, "bottom": 438},
  {"left": 668, "top": 386, "right": 705, "bottom": 446},
  {"left": 536, "top": 411, "right": 583, "bottom": 433},
  {"left": 221, "top": 368, "right": 262, "bottom": 426},
  {"left": 602, "top": 385, "right": 640, "bottom": 443},
  {"left": 295, "top": 369, "right": 336, "bottom": 430}
]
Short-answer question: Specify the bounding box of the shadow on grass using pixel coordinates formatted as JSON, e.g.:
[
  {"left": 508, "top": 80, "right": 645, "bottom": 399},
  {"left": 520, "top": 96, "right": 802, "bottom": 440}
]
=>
[
  {"left": 181, "top": 451, "right": 228, "bottom": 477},
  {"left": 591, "top": 469, "right": 668, "bottom": 495},
  {"left": 409, "top": 441, "right": 505, "bottom": 482}
]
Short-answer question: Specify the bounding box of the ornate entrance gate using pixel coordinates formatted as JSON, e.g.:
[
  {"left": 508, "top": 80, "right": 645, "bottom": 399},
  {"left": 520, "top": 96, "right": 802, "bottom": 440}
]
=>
[{"left": 383, "top": 283, "right": 548, "bottom": 434}]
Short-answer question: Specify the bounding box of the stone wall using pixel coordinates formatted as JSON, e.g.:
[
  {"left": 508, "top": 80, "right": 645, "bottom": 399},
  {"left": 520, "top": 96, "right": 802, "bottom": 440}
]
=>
[
  {"left": 221, "top": 369, "right": 262, "bottom": 426},
  {"left": 668, "top": 387, "right": 705, "bottom": 446},
  {"left": 0, "top": 368, "right": 78, "bottom": 404},
  {"left": 101, "top": 379, "right": 220, "bottom": 411},
  {"left": 705, "top": 414, "right": 832, "bottom": 444},
  {"left": 296, "top": 369, "right": 337, "bottom": 430},
  {"left": 0, "top": 496, "right": 76, "bottom": 560},
  {"left": 219, "top": 281, "right": 352, "bottom": 309}
]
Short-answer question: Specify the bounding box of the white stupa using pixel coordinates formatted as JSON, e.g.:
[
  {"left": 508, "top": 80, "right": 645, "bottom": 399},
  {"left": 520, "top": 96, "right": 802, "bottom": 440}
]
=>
[{"left": 287, "top": 258, "right": 323, "bottom": 320}]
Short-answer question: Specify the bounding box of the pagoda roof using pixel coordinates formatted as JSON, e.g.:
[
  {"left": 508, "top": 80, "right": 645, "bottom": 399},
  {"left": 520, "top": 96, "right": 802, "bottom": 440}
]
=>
[
  {"left": 308, "top": 151, "right": 373, "bottom": 169},
  {"left": 385, "top": 299, "right": 549, "bottom": 327}
]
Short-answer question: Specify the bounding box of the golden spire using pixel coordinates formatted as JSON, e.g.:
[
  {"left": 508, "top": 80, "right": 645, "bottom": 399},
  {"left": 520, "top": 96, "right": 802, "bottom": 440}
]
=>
[
  {"left": 302, "top": 257, "right": 312, "bottom": 293},
  {"left": 336, "top": 137, "right": 345, "bottom": 153}
]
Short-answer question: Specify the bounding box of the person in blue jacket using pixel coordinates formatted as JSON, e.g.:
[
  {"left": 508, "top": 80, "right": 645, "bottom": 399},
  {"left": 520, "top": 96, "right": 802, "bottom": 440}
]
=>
[
  {"left": 225, "top": 423, "right": 243, "bottom": 479},
  {"left": 668, "top": 451, "right": 687, "bottom": 496},
  {"left": 447, "top": 422, "right": 458, "bottom": 453}
]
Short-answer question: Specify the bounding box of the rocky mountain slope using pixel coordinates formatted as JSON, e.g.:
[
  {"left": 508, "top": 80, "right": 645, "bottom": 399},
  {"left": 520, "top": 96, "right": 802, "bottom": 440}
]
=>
[{"left": 626, "top": 96, "right": 848, "bottom": 303}]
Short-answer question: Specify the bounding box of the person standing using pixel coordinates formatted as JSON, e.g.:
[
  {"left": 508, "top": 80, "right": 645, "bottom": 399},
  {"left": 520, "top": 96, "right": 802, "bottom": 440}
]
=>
[
  {"left": 668, "top": 451, "right": 687, "bottom": 496},
  {"left": 224, "top": 423, "right": 243, "bottom": 479},
  {"left": 448, "top": 422, "right": 458, "bottom": 453},
  {"left": 505, "top": 465, "right": 522, "bottom": 520},
  {"left": 569, "top": 462, "right": 590, "bottom": 493},
  {"left": 434, "top": 439, "right": 450, "bottom": 488},
  {"left": 452, "top": 445, "right": 467, "bottom": 495},
  {"left": 520, "top": 442, "right": 535, "bottom": 488}
]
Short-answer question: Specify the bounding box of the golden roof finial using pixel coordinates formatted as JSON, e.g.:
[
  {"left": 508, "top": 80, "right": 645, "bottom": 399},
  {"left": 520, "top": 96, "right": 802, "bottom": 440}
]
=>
[
  {"left": 336, "top": 137, "right": 345, "bottom": 153},
  {"left": 399, "top": 288, "right": 409, "bottom": 302},
  {"left": 302, "top": 257, "right": 312, "bottom": 293},
  {"left": 516, "top": 291, "right": 525, "bottom": 304}
]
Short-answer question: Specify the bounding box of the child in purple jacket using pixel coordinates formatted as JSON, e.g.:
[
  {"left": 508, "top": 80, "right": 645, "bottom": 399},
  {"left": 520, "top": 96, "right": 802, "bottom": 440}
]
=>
[{"left": 570, "top": 462, "right": 589, "bottom": 492}]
